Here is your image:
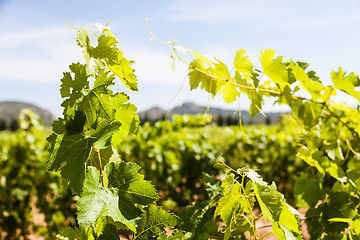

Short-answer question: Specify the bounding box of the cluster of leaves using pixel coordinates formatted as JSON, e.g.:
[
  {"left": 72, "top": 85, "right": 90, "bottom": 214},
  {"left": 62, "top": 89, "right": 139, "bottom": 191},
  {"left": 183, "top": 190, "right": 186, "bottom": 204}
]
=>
[
  {"left": 43, "top": 23, "right": 360, "bottom": 239},
  {"left": 117, "top": 119, "right": 223, "bottom": 210},
  {"left": 49, "top": 25, "right": 178, "bottom": 239},
  {"left": 0, "top": 109, "right": 76, "bottom": 239},
  {"left": 117, "top": 116, "right": 305, "bottom": 210},
  {"left": 221, "top": 120, "right": 306, "bottom": 202},
  {"left": 164, "top": 40, "right": 360, "bottom": 238}
]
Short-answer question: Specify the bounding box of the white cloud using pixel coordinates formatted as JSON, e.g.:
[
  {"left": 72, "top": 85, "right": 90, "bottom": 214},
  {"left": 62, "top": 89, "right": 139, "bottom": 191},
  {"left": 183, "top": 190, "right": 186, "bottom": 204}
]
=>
[
  {"left": 0, "top": 27, "right": 72, "bottom": 47},
  {"left": 167, "top": 0, "right": 360, "bottom": 30},
  {"left": 168, "top": 1, "right": 271, "bottom": 23},
  {"left": 126, "top": 45, "right": 189, "bottom": 85},
  {"left": 0, "top": 24, "right": 190, "bottom": 85},
  {"left": 0, "top": 25, "right": 84, "bottom": 82},
  {"left": 261, "top": 13, "right": 360, "bottom": 30}
]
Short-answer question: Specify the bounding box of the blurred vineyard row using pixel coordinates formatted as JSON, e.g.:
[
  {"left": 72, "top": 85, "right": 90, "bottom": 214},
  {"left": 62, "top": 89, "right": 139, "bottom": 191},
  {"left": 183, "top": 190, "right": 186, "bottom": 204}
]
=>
[
  {"left": 0, "top": 111, "right": 309, "bottom": 238},
  {"left": 0, "top": 110, "right": 76, "bottom": 239}
]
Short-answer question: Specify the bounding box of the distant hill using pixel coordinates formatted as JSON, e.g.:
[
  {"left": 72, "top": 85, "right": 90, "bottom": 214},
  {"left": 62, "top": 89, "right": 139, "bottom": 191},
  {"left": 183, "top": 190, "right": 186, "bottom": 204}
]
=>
[
  {"left": 138, "top": 102, "right": 284, "bottom": 125},
  {"left": 0, "top": 101, "right": 56, "bottom": 130}
]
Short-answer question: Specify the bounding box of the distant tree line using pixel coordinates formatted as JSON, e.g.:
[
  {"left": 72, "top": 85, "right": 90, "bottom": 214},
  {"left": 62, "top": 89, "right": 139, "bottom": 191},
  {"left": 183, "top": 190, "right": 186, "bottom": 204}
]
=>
[
  {"left": 140, "top": 114, "right": 278, "bottom": 126},
  {"left": 0, "top": 118, "right": 20, "bottom": 131}
]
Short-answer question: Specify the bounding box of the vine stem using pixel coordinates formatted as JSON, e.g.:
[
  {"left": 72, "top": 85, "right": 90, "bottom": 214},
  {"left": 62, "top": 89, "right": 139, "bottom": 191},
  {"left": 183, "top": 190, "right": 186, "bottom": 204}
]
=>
[
  {"left": 239, "top": 173, "right": 259, "bottom": 238},
  {"left": 64, "top": 22, "right": 99, "bottom": 38},
  {"left": 259, "top": 231, "right": 273, "bottom": 240},
  {"left": 93, "top": 146, "right": 105, "bottom": 187}
]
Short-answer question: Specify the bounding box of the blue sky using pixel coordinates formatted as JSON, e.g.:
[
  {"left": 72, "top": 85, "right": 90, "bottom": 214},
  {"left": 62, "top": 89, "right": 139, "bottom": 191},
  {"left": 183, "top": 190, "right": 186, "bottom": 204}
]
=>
[{"left": 0, "top": 0, "right": 359, "bottom": 116}]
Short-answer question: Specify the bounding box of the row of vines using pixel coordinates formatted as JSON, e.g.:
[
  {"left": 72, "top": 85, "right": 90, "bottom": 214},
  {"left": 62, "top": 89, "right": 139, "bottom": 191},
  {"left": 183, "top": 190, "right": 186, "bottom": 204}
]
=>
[
  {"left": 0, "top": 112, "right": 307, "bottom": 239},
  {"left": 0, "top": 110, "right": 76, "bottom": 239},
  {"left": 1, "top": 23, "right": 360, "bottom": 239}
]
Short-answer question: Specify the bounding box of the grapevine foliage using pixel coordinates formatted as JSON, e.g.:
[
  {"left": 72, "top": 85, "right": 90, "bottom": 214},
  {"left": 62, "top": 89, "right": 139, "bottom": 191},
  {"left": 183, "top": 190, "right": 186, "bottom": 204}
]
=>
[
  {"left": 47, "top": 22, "right": 360, "bottom": 239},
  {"left": 160, "top": 36, "right": 360, "bottom": 238},
  {"left": 48, "top": 24, "right": 177, "bottom": 239}
]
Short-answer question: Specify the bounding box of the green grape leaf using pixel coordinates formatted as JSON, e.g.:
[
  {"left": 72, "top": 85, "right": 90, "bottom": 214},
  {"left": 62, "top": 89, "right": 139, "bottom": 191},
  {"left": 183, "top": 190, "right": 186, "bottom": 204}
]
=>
[
  {"left": 47, "top": 117, "right": 121, "bottom": 194},
  {"left": 70, "top": 63, "right": 88, "bottom": 91},
  {"left": 190, "top": 50, "right": 214, "bottom": 66},
  {"left": 188, "top": 55, "right": 225, "bottom": 96},
  {"left": 332, "top": 68, "right": 360, "bottom": 102},
  {"left": 199, "top": 74, "right": 219, "bottom": 96},
  {"left": 254, "top": 182, "right": 302, "bottom": 238},
  {"left": 214, "top": 178, "right": 242, "bottom": 225},
  {"left": 92, "top": 119, "right": 121, "bottom": 150},
  {"left": 105, "top": 162, "right": 159, "bottom": 220},
  {"left": 188, "top": 59, "right": 211, "bottom": 90},
  {"left": 77, "top": 29, "right": 138, "bottom": 91},
  {"left": 249, "top": 91, "right": 264, "bottom": 117},
  {"left": 59, "top": 63, "right": 89, "bottom": 117},
  {"left": 294, "top": 173, "right": 323, "bottom": 208},
  {"left": 307, "top": 70, "right": 320, "bottom": 82},
  {"left": 209, "top": 60, "right": 230, "bottom": 80},
  {"left": 331, "top": 102, "right": 360, "bottom": 135},
  {"left": 219, "top": 81, "right": 239, "bottom": 103},
  {"left": 93, "top": 68, "right": 116, "bottom": 89},
  {"left": 98, "top": 224, "right": 120, "bottom": 240},
  {"left": 60, "top": 63, "right": 89, "bottom": 102},
  {"left": 328, "top": 191, "right": 356, "bottom": 221},
  {"left": 290, "top": 62, "right": 323, "bottom": 101},
  {"left": 60, "top": 72, "right": 73, "bottom": 98},
  {"left": 47, "top": 132, "right": 95, "bottom": 194},
  {"left": 260, "top": 49, "right": 289, "bottom": 87},
  {"left": 296, "top": 147, "right": 325, "bottom": 175},
  {"left": 76, "top": 167, "right": 135, "bottom": 231},
  {"left": 56, "top": 226, "right": 82, "bottom": 240},
  {"left": 272, "top": 222, "right": 302, "bottom": 240},
  {"left": 134, "top": 204, "right": 178, "bottom": 240},
  {"left": 246, "top": 170, "right": 301, "bottom": 235},
  {"left": 234, "top": 49, "right": 253, "bottom": 79},
  {"left": 203, "top": 173, "right": 222, "bottom": 200},
  {"left": 76, "top": 28, "right": 104, "bottom": 75},
  {"left": 312, "top": 151, "right": 347, "bottom": 183},
  {"left": 254, "top": 182, "right": 283, "bottom": 222},
  {"left": 178, "top": 201, "right": 216, "bottom": 239},
  {"left": 77, "top": 29, "right": 91, "bottom": 49},
  {"left": 278, "top": 204, "right": 302, "bottom": 235},
  {"left": 245, "top": 169, "right": 267, "bottom": 186},
  {"left": 108, "top": 51, "right": 138, "bottom": 91},
  {"left": 228, "top": 218, "right": 250, "bottom": 237},
  {"left": 89, "top": 35, "right": 119, "bottom": 64},
  {"left": 81, "top": 69, "right": 116, "bottom": 125},
  {"left": 111, "top": 93, "right": 140, "bottom": 145},
  {"left": 352, "top": 218, "right": 360, "bottom": 235},
  {"left": 157, "top": 230, "right": 186, "bottom": 240}
]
